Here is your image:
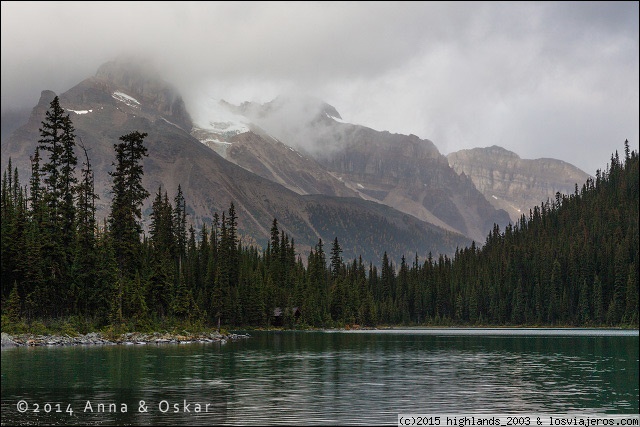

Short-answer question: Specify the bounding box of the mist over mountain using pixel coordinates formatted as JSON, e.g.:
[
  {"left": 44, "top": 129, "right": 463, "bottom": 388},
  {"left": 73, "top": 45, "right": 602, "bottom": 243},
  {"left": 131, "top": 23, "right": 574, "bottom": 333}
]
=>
[
  {"left": 1, "top": 57, "right": 598, "bottom": 265},
  {"left": 0, "top": 107, "right": 30, "bottom": 142},
  {"left": 1, "top": 58, "right": 471, "bottom": 264},
  {"left": 189, "top": 97, "right": 358, "bottom": 198},
  {"left": 193, "top": 96, "right": 512, "bottom": 243}
]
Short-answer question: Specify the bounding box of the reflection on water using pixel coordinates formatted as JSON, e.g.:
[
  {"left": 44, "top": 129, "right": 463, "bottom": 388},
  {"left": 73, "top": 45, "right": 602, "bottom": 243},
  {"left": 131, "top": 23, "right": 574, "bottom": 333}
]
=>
[{"left": 2, "top": 329, "right": 638, "bottom": 425}]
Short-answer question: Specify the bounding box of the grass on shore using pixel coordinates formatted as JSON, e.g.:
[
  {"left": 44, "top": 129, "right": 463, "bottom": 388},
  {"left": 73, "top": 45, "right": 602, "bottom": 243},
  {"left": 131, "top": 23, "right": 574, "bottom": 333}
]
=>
[
  {"left": 1, "top": 315, "right": 228, "bottom": 339},
  {"left": 3, "top": 314, "right": 636, "bottom": 339}
]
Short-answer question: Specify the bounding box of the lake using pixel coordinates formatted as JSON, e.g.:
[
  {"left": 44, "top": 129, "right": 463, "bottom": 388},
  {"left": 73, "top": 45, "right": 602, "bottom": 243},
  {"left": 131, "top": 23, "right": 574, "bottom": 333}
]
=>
[{"left": 1, "top": 329, "right": 638, "bottom": 425}]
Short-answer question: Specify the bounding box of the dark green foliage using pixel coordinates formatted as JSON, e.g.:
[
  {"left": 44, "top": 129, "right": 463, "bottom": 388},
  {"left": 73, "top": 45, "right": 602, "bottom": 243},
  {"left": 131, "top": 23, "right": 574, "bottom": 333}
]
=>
[
  {"left": 330, "top": 237, "right": 343, "bottom": 280},
  {"left": 6, "top": 282, "right": 21, "bottom": 322},
  {"left": 1, "top": 159, "right": 23, "bottom": 300},
  {"left": 2, "top": 132, "right": 637, "bottom": 329},
  {"left": 108, "top": 131, "right": 149, "bottom": 277},
  {"left": 38, "top": 96, "right": 66, "bottom": 224},
  {"left": 60, "top": 115, "right": 78, "bottom": 259},
  {"left": 73, "top": 141, "right": 100, "bottom": 319},
  {"left": 35, "top": 97, "right": 79, "bottom": 316}
]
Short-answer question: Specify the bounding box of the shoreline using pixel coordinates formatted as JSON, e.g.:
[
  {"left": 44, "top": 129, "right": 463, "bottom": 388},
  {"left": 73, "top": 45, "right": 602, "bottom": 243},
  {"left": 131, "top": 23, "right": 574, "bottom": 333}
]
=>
[
  {"left": 3, "top": 325, "right": 637, "bottom": 349},
  {"left": 0, "top": 331, "right": 250, "bottom": 349}
]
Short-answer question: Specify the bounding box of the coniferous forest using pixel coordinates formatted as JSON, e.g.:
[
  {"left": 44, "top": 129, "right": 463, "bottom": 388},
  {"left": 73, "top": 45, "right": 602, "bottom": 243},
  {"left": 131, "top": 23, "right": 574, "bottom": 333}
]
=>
[{"left": 1, "top": 97, "right": 638, "bottom": 333}]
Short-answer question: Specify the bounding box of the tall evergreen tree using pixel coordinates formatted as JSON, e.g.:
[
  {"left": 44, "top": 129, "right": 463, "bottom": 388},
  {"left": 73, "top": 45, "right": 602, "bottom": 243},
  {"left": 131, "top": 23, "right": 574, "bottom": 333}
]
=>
[
  {"left": 108, "top": 131, "right": 149, "bottom": 277},
  {"left": 59, "top": 115, "right": 78, "bottom": 258},
  {"left": 173, "top": 184, "right": 187, "bottom": 259},
  {"left": 38, "top": 96, "right": 66, "bottom": 225},
  {"left": 227, "top": 202, "right": 240, "bottom": 289},
  {"left": 1, "top": 160, "right": 18, "bottom": 299},
  {"left": 28, "top": 148, "right": 44, "bottom": 224},
  {"left": 330, "top": 237, "right": 343, "bottom": 280},
  {"left": 36, "top": 96, "right": 78, "bottom": 315},
  {"left": 72, "top": 141, "right": 99, "bottom": 317}
]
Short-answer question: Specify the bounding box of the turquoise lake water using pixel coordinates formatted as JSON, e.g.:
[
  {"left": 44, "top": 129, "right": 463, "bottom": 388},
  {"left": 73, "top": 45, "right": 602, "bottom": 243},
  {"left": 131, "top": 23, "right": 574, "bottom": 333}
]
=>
[{"left": 1, "top": 328, "right": 638, "bottom": 425}]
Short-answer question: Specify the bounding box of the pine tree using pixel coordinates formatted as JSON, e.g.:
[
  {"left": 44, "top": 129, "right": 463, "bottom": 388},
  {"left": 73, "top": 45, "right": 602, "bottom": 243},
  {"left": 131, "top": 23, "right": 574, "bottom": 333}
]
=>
[
  {"left": 624, "top": 263, "right": 638, "bottom": 324},
  {"left": 73, "top": 141, "right": 99, "bottom": 318},
  {"left": 578, "top": 279, "right": 591, "bottom": 324},
  {"left": 1, "top": 160, "right": 19, "bottom": 299},
  {"left": 37, "top": 96, "right": 77, "bottom": 315},
  {"left": 269, "top": 218, "right": 281, "bottom": 284},
  {"left": 227, "top": 202, "right": 239, "bottom": 288},
  {"left": 173, "top": 185, "right": 187, "bottom": 260},
  {"left": 592, "top": 275, "right": 604, "bottom": 324},
  {"left": 108, "top": 131, "right": 149, "bottom": 276},
  {"left": 28, "top": 148, "right": 44, "bottom": 224},
  {"left": 7, "top": 281, "right": 22, "bottom": 322},
  {"left": 147, "top": 187, "right": 175, "bottom": 318},
  {"left": 608, "top": 243, "right": 627, "bottom": 324},
  {"left": 330, "top": 237, "right": 343, "bottom": 280},
  {"left": 59, "top": 115, "right": 78, "bottom": 260},
  {"left": 38, "top": 96, "right": 66, "bottom": 225}
]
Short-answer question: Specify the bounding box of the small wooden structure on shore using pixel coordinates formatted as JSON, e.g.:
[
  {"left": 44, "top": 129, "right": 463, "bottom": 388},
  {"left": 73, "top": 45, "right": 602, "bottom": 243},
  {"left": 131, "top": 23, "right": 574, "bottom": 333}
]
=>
[{"left": 272, "top": 307, "right": 301, "bottom": 326}]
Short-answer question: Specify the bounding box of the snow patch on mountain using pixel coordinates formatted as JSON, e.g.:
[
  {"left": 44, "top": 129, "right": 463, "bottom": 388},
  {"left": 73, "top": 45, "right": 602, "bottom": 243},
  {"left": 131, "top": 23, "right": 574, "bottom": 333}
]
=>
[
  {"left": 203, "top": 138, "right": 232, "bottom": 146},
  {"left": 326, "top": 112, "right": 346, "bottom": 123},
  {"left": 191, "top": 98, "right": 250, "bottom": 139},
  {"left": 112, "top": 91, "right": 140, "bottom": 108},
  {"left": 160, "top": 117, "right": 181, "bottom": 129},
  {"left": 200, "top": 137, "right": 233, "bottom": 157},
  {"left": 67, "top": 109, "right": 93, "bottom": 115}
]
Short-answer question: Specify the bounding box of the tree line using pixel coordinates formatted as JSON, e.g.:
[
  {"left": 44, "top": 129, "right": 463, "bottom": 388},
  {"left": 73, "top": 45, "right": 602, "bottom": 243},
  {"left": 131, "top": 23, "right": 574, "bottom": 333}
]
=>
[{"left": 1, "top": 97, "right": 638, "bottom": 331}]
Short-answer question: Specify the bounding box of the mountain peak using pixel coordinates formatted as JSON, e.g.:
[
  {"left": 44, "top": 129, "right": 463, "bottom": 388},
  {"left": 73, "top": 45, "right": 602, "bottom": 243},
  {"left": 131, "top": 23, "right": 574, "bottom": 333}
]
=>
[
  {"left": 19, "top": 90, "right": 59, "bottom": 130},
  {"left": 92, "top": 57, "right": 192, "bottom": 131},
  {"left": 265, "top": 94, "right": 342, "bottom": 122},
  {"left": 95, "top": 56, "right": 162, "bottom": 88},
  {"left": 485, "top": 145, "right": 520, "bottom": 158},
  {"left": 37, "top": 90, "right": 57, "bottom": 107},
  {"left": 321, "top": 102, "right": 342, "bottom": 120},
  {"left": 447, "top": 146, "right": 590, "bottom": 222},
  {"left": 459, "top": 145, "right": 520, "bottom": 159}
]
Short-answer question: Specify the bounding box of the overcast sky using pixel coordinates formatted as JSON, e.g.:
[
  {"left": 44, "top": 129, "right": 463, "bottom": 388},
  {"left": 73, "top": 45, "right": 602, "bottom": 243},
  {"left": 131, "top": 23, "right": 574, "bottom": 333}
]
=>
[{"left": 2, "top": 1, "right": 638, "bottom": 175}]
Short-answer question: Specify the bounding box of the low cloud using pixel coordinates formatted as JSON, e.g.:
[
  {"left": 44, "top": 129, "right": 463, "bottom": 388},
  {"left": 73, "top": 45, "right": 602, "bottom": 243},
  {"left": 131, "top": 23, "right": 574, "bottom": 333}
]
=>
[{"left": 2, "top": 2, "right": 638, "bottom": 175}]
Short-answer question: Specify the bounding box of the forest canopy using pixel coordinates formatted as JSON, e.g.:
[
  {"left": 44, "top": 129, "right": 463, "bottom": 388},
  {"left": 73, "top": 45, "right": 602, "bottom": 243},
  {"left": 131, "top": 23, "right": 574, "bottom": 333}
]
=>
[{"left": 1, "top": 98, "right": 638, "bottom": 332}]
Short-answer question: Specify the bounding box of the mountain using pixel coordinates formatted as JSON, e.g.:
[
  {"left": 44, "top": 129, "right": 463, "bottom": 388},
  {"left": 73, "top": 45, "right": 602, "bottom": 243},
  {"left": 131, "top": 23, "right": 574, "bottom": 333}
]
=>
[
  {"left": 447, "top": 146, "right": 592, "bottom": 222},
  {"left": 0, "top": 58, "right": 470, "bottom": 264},
  {"left": 196, "top": 96, "right": 511, "bottom": 243},
  {"left": 190, "top": 99, "right": 358, "bottom": 197}
]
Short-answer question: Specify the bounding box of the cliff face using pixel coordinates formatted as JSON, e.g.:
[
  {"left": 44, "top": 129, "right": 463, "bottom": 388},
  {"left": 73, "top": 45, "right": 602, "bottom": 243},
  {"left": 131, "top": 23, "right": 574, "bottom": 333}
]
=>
[
  {"left": 228, "top": 98, "right": 511, "bottom": 243},
  {"left": 314, "top": 124, "right": 510, "bottom": 243},
  {"left": 447, "top": 146, "right": 592, "bottom": 222}
]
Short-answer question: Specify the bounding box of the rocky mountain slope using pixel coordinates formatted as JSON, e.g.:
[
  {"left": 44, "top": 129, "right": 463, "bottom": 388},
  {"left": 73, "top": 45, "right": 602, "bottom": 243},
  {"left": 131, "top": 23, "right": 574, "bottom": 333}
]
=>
[
  {"left": 0, "top": 58, "right": 469, "bottom": 263},
  {"left": 447, "top": 146, "right": 591, "bottom": 222},
  {"left": 190, "top": 105, "right": 359, "bottom": 198},
  {"left": 210, "top": 96, "right": 511, "bottom": 243},
  {"left": 2, "top": 58, "right": 592, "bottom": 260}
]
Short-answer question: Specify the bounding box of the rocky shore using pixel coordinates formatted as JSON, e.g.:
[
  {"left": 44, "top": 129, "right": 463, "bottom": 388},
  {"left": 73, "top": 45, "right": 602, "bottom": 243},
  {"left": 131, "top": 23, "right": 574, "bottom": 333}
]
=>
[{"left": 1, "top": 331, "right": 250, "bottom": 348}]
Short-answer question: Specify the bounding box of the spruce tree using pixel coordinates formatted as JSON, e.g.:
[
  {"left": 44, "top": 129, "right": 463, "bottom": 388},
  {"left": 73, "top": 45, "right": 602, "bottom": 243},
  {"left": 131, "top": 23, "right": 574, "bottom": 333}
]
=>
[
  {"left": 227, "top": 202, "right": 239, "bottom": 288},
  {"left": 73, "top": 141, "right": 99, "bottom": 317},
  {"left": 37, "top": 96, "right": 77, "bottom": 315},
  {"left": 330, "top": 237, "right": 343, "bottom": 280},
  {"left": 59, "top": 115, "right": 78, "bottom": 260},
  {"left": 173, "top": 185, "right": 187, "bottom": 260},
  {"left": 1, "top": 160, "right": 18, "bottom": 299},
  {"left": 28, "top": 148, "right": 44, "bottom": 224},
  {"left": 38, "top": 96, "right": 66, "bottom": 225},
  {"left": 108, "top": 131, "right": 149, "bottom": 276}
]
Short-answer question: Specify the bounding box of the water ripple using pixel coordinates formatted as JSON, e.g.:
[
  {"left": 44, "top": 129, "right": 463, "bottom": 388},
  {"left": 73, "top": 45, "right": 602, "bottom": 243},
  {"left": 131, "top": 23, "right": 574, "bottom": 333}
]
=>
[{"left": 2, "top": 330, "right": 637, "bottom": 425}]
